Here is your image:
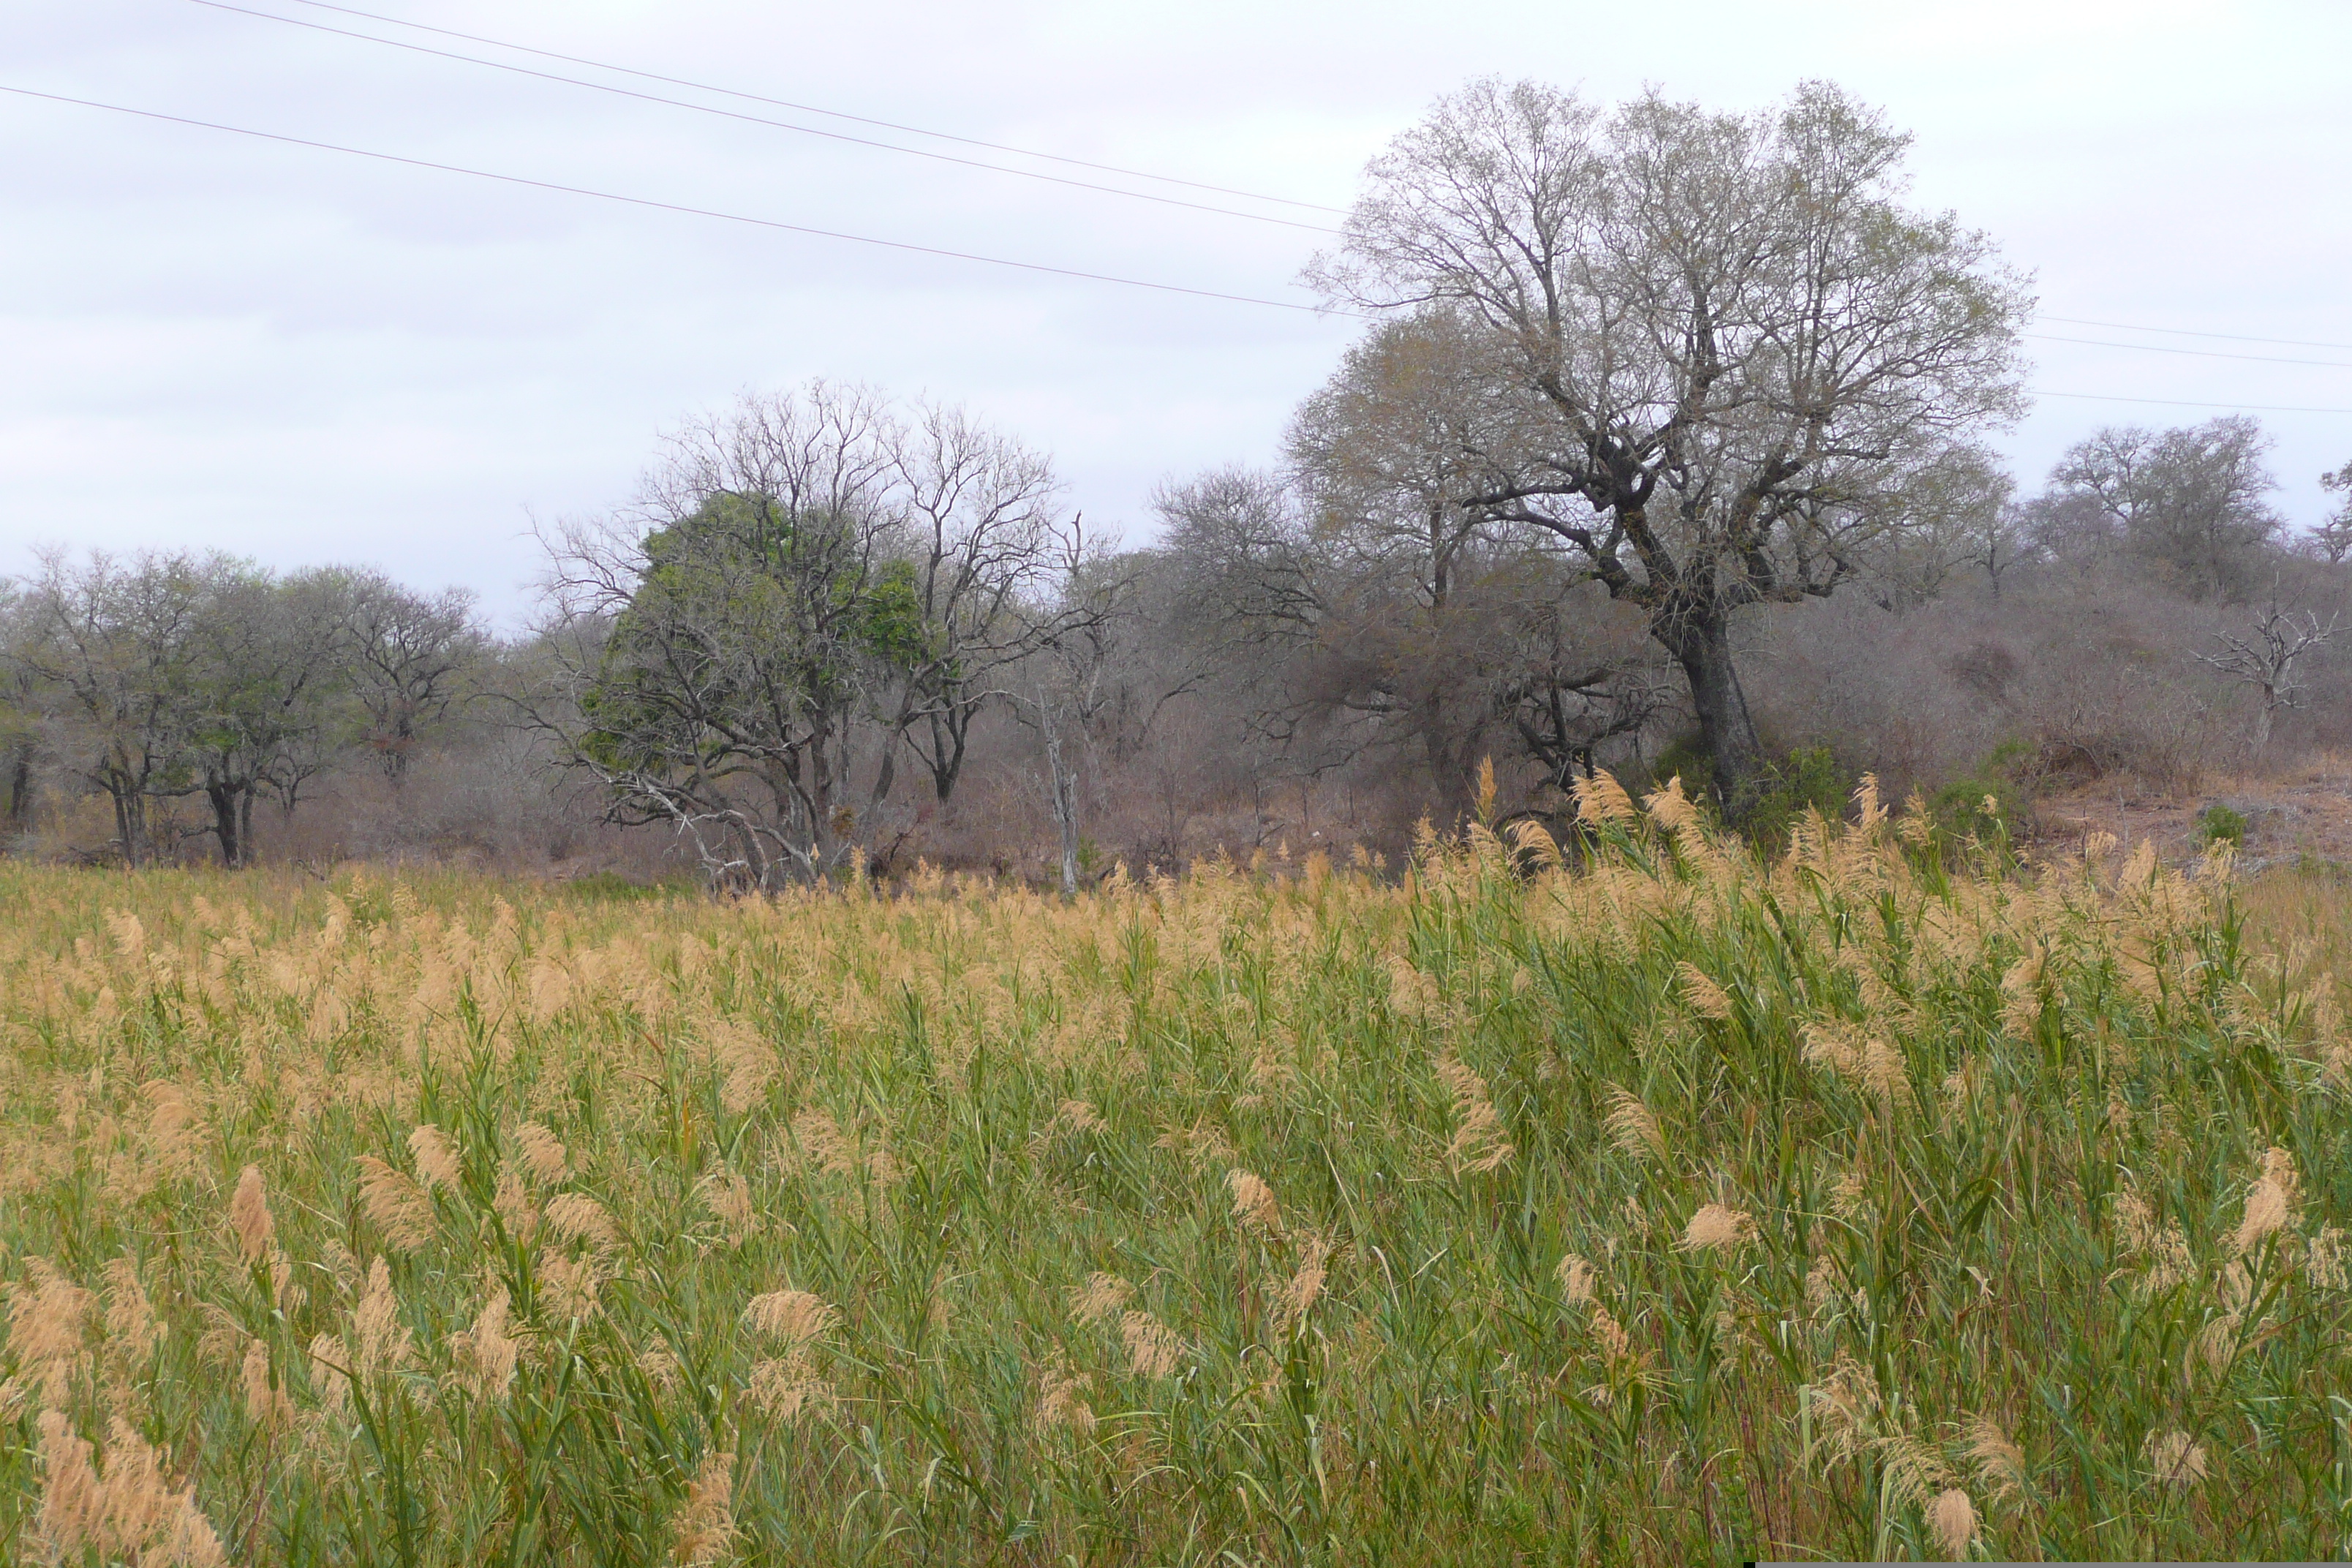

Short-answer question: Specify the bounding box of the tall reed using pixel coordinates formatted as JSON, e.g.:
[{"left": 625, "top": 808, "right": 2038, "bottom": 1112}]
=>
[{"left": 0, "top": 798, "right": 2344, "bottom": 1563}]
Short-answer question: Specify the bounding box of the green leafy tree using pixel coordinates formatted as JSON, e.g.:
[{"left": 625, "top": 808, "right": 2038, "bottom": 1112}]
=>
[
  {"left": 540, "top": 385, "right": 932, "bottom": 886},
  {"left": 540, "top": 382, "right": 1091, "bottom": 886}
]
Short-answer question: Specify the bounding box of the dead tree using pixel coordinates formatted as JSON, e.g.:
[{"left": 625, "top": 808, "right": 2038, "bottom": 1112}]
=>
[{"left": 2197, "top": 595, "right": 2340, "bottom": 752}]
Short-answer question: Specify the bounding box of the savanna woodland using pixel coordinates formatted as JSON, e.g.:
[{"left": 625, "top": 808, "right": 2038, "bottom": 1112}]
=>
[{"left": 6, "top": 78, "right": 2352, "bottom": 1566}]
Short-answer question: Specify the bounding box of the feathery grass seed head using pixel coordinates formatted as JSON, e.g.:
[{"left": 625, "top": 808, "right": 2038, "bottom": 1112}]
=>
[
  {"left": 669, "top": 1450, "right": 736, "bottom": 1567},
  {"left": 407, "top": 1124, "right": 462, "bottom": 1191},
  {"left": 2146, "top": 1429, "right": 2207, "bottom": 1487},
  {"left": 355, "top": 1156, "right": 437, "bottom": 1253},
  {"left": 1601, "top": 1086, "right": 1667, "bottom": 1161},
  {"left": 544, "top": 1193, "right": 622, "bottom": 1252},
  {"left": 1676, "top": 962, "right": 1735, "bottom": 1022},
  {"left": 1928, "top": 1488, "right": 1977, "bottom": 1559},
  {"left": 8, "top": 1259, "right": 96, "bottom": 1405},
  {"left": 1120, "top": 1311, "right": 1185, "bottom": 1379},
  {"left": 100, "top": 1258, "right": 160, "bottom": 1367},
  {"left": 227, "top": 1166, "right": 274, "bottom": 1264},
  {"left": 1034, "top": 1356, "right": 1096, "bottom": 1436},
  {"left": 514, "top": 1122, "right": 569, "bottom": 1184},
  {"left": 744, "top": 1289, "right": 836, "bottom": 1346},
  {"left": 1226, "top": 1169, "right": 1284, "bottom": 1237},
  {"left": 1678, "top": 1204, "right": 1758, "bottom": 1254},
  {"left": 1276, "top": 1237, "right": 1331, "bottom": 1333},
  {"left": 1069, "top": 1273, "right": 1134, "bottom": 1326},
  {"left": 1965, "top": 1417, "right": 2027, "bottom": 1503},
  {"left": 2231, "top": 1145, "right": 2300, "bottom": 1255}
]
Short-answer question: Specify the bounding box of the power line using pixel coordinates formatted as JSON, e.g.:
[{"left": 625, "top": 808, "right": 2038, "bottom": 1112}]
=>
[
  {"left": 0, "top": 83, "right": 1362, "bottom": 319},
  {"left": 2032, "top": 390, "right": 2352, "bottom": 415},
  {"left": 2024, "top": 331, "right": 2352, "bottom": 370},
  {"left": 233, "top": 1, "right": 2352, "bottom": 360},
  {"left": 182, "top": 0, "right": 1341, "bottom": 235},
  {"left": 268, "top": 0, "right": 1349, "bottom": 216},
  {"left": 10, "top": 83, "right": 2345, "bottom": 424},
  {"left": 2038, "top": 314, "right": 2352, "bottom": 354},
  {"left": 173, "top": 0, "right": 2352, "bottom": 364}
]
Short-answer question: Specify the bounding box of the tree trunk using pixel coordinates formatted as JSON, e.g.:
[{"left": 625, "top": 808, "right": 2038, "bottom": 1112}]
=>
[
  {"left": 1052, "top": 757, "right": 1080, "bottom": 897},
  {"left": 384, "top": 711, "right": 415, "bottom": 787},
  {"left": 206, "top": 780, "right": 244, "bottom": 868},
  {"left": 1662, "top": 611, "right": 1765, "bottom": 815},
  {"left": 108, "top": 772, "right": 148, "bottom": 869},
  {"left": 1039, "top": 692, "right": 1080, "bottom": 897},
  {"left": 7, "top": 749, "right": 31, "bottom": 829}
]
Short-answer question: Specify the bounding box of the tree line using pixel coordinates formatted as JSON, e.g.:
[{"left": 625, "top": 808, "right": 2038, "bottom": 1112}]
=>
[
  {"left": 7, "top": 78, "right": 2350, "bottom": 883},
  {"left": 2, "top": 555, "right": 480, "bottom": 867}
]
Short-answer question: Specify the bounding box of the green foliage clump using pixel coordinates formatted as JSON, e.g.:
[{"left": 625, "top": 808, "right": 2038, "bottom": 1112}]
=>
[
  {"left": 2199, "top": 804, "right": 2248, "bottom": 846},
  {"left": 1926, "top": 744, "right": 2033, "bottom": 851},
  {"left": 1928, "top": 774, "right": 2022, "bottom": 844},
  {"left": 1643, "top": 734, "right": 1715, "bottom": 804},
  {"left": 1742, "top": 745, "right": 1853, "bottom": 849},
  {"left": 580, "top": 492, "right": 930, "bottom": 780},
  {"left": 1632, "top": 742, "right": 1855, "bottom": 851},
  {"left": 560, "top": 870, "right": 690, "bottom": 902}
]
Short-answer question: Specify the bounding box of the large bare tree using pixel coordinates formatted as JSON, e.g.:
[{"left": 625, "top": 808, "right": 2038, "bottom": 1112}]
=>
[
  {"left": 883, "top": 401, "right": 1094, "bottom": 804},
  {"left": 1289, "top": 311, "right": 1665, "bottom": 797},
  {"left": 1305, "top": 78, "right": 2031, "bottom": 807},
  {"left": 183, "top": 565, "right": 348, "bottom": 867}
]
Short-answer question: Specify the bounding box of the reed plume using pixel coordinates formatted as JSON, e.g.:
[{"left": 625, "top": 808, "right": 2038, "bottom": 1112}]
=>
[
  {"left": 1226, "top": 1169, "right": 1284, "bottom": 1237},
  {"left": 227, "top": 1166, "right": 274, "bottom": 1264},
  {"left": 1120, "top": 1311, "right": 1186, "bottom": 1379}
]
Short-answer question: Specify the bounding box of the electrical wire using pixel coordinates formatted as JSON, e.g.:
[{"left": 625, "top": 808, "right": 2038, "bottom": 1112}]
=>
[
  {"left": 222, "top": 1, "right": 2352, "bottom": 358},
  {"left": 2038, "top": 314, "right": 2352, "bottom": 354},
  {"left": 0, "top": 83, "right": 1362, "bottom": 318},
  {"left": 2032, "top": 390, "right": 2352, "bottom": 415},
  {"left": 2024, "top": 332, "right": 2352, "bottom": 370},
  {"left": 266, "top": 0, "right": 1349, "bottom": 215},
  {"left": 162, "top": 2, "right": 2352, "bottom": 364},
  {"left": 181, "top": 0, "right": 1342, "bottom": 235},
  {"left": 8, "top": 82, "right": 2346, "bottom": 420}
]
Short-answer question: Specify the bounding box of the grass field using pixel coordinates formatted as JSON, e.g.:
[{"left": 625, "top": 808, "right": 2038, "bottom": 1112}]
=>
[{"left": 2, "top": 780, "right": 2348, "bottom": 1564}]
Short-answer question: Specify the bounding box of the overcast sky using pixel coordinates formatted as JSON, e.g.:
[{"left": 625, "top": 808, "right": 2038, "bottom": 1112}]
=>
[{"left": 4, "top": 0, "right": 2348, "bottom": 623}]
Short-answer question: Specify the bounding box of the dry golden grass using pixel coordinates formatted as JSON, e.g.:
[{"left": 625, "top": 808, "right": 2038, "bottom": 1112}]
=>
[
  {"left": 0, "top": 804, "right": 2347, "bottom": 1562},
  {"left": 2244, "top": 861, "right": 2352, "bottom": 993}
]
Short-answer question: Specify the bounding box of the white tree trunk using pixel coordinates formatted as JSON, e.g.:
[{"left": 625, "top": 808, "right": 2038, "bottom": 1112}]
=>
[{"left": 1039, "top": 690, "right": 1080, "bottom": 897}]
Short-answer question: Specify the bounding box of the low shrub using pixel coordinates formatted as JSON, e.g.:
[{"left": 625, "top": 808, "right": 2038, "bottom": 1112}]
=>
[
  {"left": 2199, "top": 803, "right": 2248, "bottom": 846},
  {"left": 1743, "top": 744, "right": 1855, "bottom": 849}
]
